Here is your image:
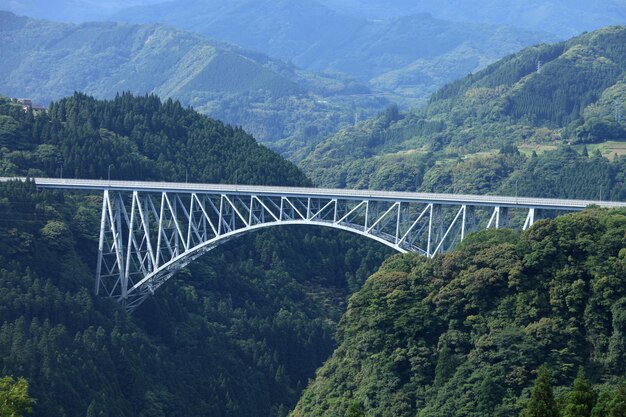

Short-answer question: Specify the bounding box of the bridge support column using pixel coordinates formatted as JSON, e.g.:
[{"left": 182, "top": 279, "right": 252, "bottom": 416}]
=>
[
  {"left": 487, "top": 206, "right": 501, "bottom": 229},
  {"left": 523, "top": 208, "right": 536, "bottom": 230}
]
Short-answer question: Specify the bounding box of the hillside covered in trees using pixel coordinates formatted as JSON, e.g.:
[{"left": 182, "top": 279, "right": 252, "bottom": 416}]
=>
[
  {"left": 293, "top": 207, "right": 626, "bottom": 417},
  {"left": 300, "top": 26, "right": 626, "bottom": 190},
  {"left": 0, "top": 10, "right": 389, "bottom": 157},
  {"left": 0, "top": 93, "right": 391, "bottom": 416}
]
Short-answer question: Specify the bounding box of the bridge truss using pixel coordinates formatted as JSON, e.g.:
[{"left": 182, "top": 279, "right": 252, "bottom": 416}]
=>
[{"left": 19, "top": 178, "right": 626, "bottom": 311}]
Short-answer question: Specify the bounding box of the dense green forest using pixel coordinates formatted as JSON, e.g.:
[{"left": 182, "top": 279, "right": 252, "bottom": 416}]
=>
[
  {"left": 0, "top": 92, "right": 308, "bottom": 185},
  {"left": 292, "top": 208, "right": 626, "bottom": 416},
  {"left": 0, "top": 93, "right": 391, "bottom": 416},
  {"left": 301, "top": 26, "right": 626, "bottom": 190}
]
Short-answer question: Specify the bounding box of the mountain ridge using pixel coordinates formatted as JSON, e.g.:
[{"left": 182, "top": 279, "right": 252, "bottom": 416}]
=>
[
  {"left": 0, "top": 11, "right": 307, "bottom": 102},
  {"left": 317, "top": 0, "right": 626, "bottom": 37},
  {"left": 300, "top": 25, "right": 626, "bottom": 190},
  {"left": 111, "top": 0, "right": 555, "bottom": 92}
]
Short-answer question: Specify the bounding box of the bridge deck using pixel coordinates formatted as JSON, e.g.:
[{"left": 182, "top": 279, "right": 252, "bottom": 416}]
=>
[
  {"left": 4, "top": 176, "right": 624, "bottom": 311},
  {"left": 2, "top": 177, "right": 625, "bottom": 211}
]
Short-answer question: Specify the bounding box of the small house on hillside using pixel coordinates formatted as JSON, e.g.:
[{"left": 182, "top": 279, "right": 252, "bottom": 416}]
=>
[
  {"left": 31, "top": 104, "right": 47, "bottom": 113},
  {"left": 13, "top": 98, "right": 47, "bottom": 114}
]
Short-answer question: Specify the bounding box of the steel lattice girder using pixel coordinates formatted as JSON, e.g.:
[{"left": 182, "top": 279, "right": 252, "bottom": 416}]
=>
[{"left": 96, "top": 189, "right": 546, "bottom": 311}]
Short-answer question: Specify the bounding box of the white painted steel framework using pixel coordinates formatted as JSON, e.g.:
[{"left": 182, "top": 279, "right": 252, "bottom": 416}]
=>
[{"left": 9, "top": 178, "right": 626, "bottom": 311}]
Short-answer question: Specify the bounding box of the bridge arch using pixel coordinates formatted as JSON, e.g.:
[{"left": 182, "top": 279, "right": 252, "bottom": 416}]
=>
[{"left": 126, "top": 219, "right": 411, "bottom": 309}]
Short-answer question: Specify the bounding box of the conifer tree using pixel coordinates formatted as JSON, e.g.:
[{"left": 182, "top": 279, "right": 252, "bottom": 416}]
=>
[
  {"left": 346, "top": 400, "right": 365, "bottom": 417},
  {"left": 609, "top": 382, "right": 626, "bottom": 417},
  {"left": 591, "top": 391, "right": 612, "bottom": 417},
  {"left": 0, "top": 376, "right": 34, "bottom": 417},
  {"left": 434, "top": 342, "right": 458, "bottom": 387},
  {"left": 563, "top": 367, "right": 596, "bottom": 417},
  {"left": 520, "top": 365, "right": 560, "bottom": 417}
]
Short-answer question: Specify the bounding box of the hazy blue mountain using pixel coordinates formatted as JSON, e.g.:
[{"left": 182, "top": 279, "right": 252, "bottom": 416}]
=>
[
  {"left": 319, "top": 0, "right": 626, "bottom": 37},
  {"left": 0, "top": 11, "right": 388, "bottom": 155},
  {"left": 112, "top": 0, "right": 555, "bottom": 86},
  {"left": 113, "top": 0, "right": 364, "bottom": 69},
  {"left": 298, "top": 13, "right": 554, "bottom": 100},
  {"left": 0, "top": 11, "right": 305, "bottom": 103},
  {"left": 0, "top": 0, "right": 161, "bottom": 22},
  {"left": 111, "top": 0, "right": 355, "bottom": 57},
  {"left": 5, "top": 0, "right": 624, "bottom": 38}
]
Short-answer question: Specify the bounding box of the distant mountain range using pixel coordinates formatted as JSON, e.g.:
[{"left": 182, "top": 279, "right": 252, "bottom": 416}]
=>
[
  {"left": 318, "top": 0, "right": 626, "bottom": 37},
  {"left": 4, "top": 0, "right": 624, "bottom": 38},
  {"left": 0, "top": 11, "right": 310, "bottom": 102},
  {"left": 0, "top": 0, "right": 162, "bottom": 22},
  {"left": 112, "top": 0, "right": 555, "bottom": 96}
]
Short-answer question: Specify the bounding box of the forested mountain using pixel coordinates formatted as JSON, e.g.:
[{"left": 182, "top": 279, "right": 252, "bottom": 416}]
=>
[
  {"left": 112, "top": 0, "right": 553, "bottom": 101},
  {"left": 0, "top": 11, "right": 387, "bottom": 157},
  {"left": 292, "top": 207, "right": 626, "bottom": 416},
  {"left": 0, "top": 93, "right": 392, "bottom": 416},
  {"left": 318, "top": 0, "right": 626, "bottom": 37},
  {"left": 0, "top": 12, "right": 308, "bottom": 101},
  {"left": 300, "top": 26, "right": 626, "bottom": 191}
]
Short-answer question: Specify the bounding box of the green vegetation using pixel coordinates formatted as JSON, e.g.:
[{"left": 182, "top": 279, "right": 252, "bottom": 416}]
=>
[
  {"left": 0, "top": 92, "right": 307, "bottom": 184},
  {"left": 301, "top": 140, "right": 626, "bottom": 205},
  {"left": 0, "top": 376, "right": 34, "bottom": 416},
  {"left": 562, "top": 367, "right": 596, "bottom": 417},
  {"left": 292, "top": 208, "right": 626, "bottom": 416},
  {"left": 0, "top": 92, "right": 392, "bottom": 416},
  {"left": 301, "top": 26, "right": 626, "bottom": 191},
  {"left": 520, "top": 365, "right": 559, "bottom": 417}
]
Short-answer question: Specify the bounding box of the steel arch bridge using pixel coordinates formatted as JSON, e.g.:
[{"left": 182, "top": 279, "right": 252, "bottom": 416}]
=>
[{"left": 17, "top": 178, "right": 626, "bottom": 311}]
